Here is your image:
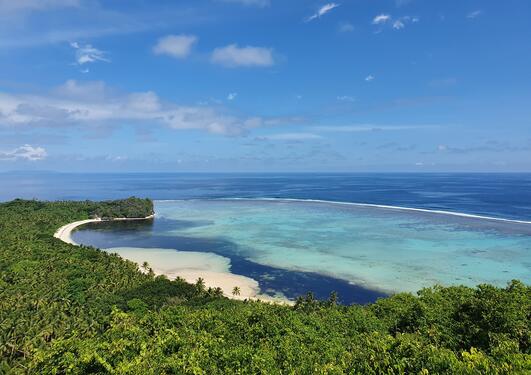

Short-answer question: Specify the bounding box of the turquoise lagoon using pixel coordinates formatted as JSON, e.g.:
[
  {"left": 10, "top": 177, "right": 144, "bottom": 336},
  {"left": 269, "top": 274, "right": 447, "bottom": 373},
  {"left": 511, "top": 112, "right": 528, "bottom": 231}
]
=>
[{"left": 154, "top": 199, "right": 531, "bottom": 294}]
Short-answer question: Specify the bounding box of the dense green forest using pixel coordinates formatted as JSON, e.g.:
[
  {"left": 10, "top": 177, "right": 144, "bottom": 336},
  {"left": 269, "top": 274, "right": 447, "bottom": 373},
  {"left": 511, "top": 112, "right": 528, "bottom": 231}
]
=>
[
  {"left": 0, "top": 199, "right": 529, "bottom": 374},
  {"left": 85, "top": 197, "right": 154, "bottom": 220}
]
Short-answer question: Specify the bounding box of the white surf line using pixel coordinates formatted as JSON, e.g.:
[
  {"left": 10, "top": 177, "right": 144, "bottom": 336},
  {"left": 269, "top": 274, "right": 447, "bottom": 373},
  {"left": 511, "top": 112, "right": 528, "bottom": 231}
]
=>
[
  {"left": 156, "top": 198, "right": 531, "bottom": 225},
  {"left": 54, "top": 215, "right": 155, "bottom": 245}
]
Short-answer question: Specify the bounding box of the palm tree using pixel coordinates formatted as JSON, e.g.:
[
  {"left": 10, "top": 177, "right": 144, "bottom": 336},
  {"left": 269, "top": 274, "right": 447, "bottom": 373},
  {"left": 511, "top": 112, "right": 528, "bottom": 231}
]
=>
[
  {"left": 328, "top": 291, "right": 338, "bottom": 306},
  {"left": 141, "top": 261, "right": 149, "bottom": 272},
  {"left": 232, "top": 286, "right": 241, "bottom": 296},
  {"left": 195, "top": 277, "right": 205, "bottom": 293}
]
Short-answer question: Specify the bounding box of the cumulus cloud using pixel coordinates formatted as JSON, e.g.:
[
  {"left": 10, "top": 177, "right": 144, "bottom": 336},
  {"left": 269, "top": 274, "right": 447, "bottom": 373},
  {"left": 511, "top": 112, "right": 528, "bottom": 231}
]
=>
[
  {"left": 153, "top": 34, "right": 198, "bottom": 59},
  {"left": 467, "top": 10, "right": 482, "bottom": 19},
  {"left": 0, "top": 80, "right": 294, "bottom": 136},
  {"left": 372, "top": 14, "right": 418, "bottom": 30},
  {"left": 393, "top": 20, "right": 405, "bottom": 29},
  {"left": 127, "top": 91, "right": 161, "bottom": 112},
  {"left": 218, "top": 0, "right": 270, "bottom": 6},
  {"left": 396, "top": 16, "right": 418, "bottom": 29},
  {"left": 372, "top": 14, "right": 391, "bottom": 25},
  {"left": 0, "top": 144, "right": 47, "bottom": 161},
  {"left": 227, "top": 93, "right": 238, "bottom": 100},
  {"left": 70, "top": 42, "right": 110, "bottom": 65},
  {"left": 365, "top": 74, "right": 375, "bottom": 82},
  {"left": 52, "top": 79, "right": 107, "bottom": 99},
  {"left": 306, "top": 3, "right": 340, "bottom": 22},
  {"left": 211, "top": 44, "right": 274, "bottom": 67}
]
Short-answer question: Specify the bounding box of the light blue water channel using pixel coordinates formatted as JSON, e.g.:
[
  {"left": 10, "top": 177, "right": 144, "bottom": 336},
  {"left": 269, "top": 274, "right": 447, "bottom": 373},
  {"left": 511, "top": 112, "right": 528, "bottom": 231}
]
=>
[{"left": 155, "top": 199, "right": 531, "bottom": 293}]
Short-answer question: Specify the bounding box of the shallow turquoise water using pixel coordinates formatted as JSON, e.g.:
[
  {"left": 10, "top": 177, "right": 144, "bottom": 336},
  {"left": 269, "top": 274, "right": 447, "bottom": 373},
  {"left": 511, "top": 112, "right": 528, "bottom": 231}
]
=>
[{"left": 155, "top": 199, "right": 531, "bottom": 293}]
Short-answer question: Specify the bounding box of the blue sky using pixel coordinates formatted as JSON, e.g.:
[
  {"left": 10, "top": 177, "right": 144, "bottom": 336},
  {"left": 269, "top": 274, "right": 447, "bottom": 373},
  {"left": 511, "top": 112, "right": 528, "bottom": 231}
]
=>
[{"left": 0, "top": 0, "right": 530, "bottom": 172}]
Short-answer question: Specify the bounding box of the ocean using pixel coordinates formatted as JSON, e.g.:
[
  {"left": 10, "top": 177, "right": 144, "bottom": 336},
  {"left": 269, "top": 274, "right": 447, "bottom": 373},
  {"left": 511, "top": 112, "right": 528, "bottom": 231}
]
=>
[
  {"left": 2, "top": 172, "right": 531, "bottom": 304},
  {"left": 2, "top": 172, "right": 531, "bottom": 220}
]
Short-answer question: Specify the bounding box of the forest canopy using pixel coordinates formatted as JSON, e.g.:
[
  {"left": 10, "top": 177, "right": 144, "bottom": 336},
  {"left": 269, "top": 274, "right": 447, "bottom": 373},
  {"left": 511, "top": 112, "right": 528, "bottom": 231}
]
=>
[
  {"left": 86, "top": 197, "right": 154, "bottom": 219},
  {"left": 0, "top": 199, "right": 529, "bottom": 374}
]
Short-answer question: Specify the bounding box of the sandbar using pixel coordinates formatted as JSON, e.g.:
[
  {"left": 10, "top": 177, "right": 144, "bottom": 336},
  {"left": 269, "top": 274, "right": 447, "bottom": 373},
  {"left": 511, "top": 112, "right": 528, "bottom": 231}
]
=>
[{"left": 54, "top": 218, "right": 288, "bottom": 303}]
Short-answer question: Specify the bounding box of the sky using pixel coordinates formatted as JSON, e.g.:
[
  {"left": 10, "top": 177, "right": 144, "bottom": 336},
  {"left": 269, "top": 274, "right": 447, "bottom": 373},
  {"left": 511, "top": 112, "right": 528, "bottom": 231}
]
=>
[{"left": 0, "top": 0, "right": 530, "bottom": 172}]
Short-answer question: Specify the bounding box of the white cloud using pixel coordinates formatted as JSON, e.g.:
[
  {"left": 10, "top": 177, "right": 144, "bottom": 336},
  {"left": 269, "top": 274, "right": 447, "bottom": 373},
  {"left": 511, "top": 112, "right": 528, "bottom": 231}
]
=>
[
  {"left": 372, "top": 14, "right": 391, "bottom": 25},
  {"left": 153, "top": 34, "right": 198, "bottom": 59},
  {"left": 127, "top": 91, "right": 161, "bottom": 112},
  {"left": 395, "top": 16, "right": 418, "bottom": 29},
  {"left": 365, "top": 74, "right": 375, "bottom": 81},
  {"left": 0, "top": 80, "right": 292, "bottom": 136},
  {"left": 211, "top": 44, "right": 274, "bottom": 67},
  {"left": 218, "top": 0, "right": 270, "bottom": 6},
  {"left": 467, "top": 10, "right": 482, "bottom": 19},
  {"left": 227, "top": 93, "right": 238, "bottom": 101},
  {"left": 0, "top": 144, "right": 47, "bottom": 161},
  {"left": 373, "top": 14, "right": 418, "bottom": 30},
  {"left": 306, "top": 3, "right": 340, "bottom": 22},
  {"left": 258, "top": 133, "right": 323, "bottom": 141},
  {"left": 105, "top": 155, "right": 128, "bottom": 162},
  {"left": 337, "top": 95, "right": 355, "bottom": 102},
  {"left": 393, "top": 20, "right": 405, "bottom": 29},
  {"left": 338, "top": 22, "right": 354, "bottom": 32},
  {"left": 70, "top": 42, "right": 110, "bottom": 65}
]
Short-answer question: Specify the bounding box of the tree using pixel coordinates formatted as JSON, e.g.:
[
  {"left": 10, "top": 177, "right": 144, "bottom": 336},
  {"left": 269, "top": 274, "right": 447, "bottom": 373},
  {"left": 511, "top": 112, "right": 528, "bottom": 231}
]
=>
[
  {"left": 195, "top": 277, "right": 205, "bottom": 293},
  {"left": 232, "top": 286, "right": 241, "bottom": 296},
  {"left": 141, "top": 261, "right": 150, "bottom": 273},
  {"left": 328, "top": 291, "right": 339, "bottom": 306}
]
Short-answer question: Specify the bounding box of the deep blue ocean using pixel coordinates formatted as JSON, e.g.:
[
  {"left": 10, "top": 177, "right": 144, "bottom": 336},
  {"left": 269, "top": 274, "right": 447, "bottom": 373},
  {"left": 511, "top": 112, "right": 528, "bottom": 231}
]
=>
[{"left": 1, "top": 172, "right": 531, "bottom": 221}]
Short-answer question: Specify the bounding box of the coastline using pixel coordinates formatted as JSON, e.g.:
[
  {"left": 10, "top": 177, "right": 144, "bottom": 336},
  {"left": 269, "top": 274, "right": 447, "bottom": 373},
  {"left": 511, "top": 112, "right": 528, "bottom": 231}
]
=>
[
  {"left": 53, "top": 215, "right": 155, "bottom": 245},
  {"left": 54, "top": 216, "right": 288, "bottom": 304},
  {"left": 54, "top": 218, "right": 102, "bottom": 245}
]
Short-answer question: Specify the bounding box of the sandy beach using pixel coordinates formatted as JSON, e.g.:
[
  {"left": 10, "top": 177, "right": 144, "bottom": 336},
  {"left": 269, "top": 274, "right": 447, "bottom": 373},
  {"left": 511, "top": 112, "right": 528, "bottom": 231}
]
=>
[
  {"left": 54, "top": 217, "right": 287, "bottom": 303},
  {"left": 54, "top": 218, "right": 102, "bottom": 245},
  {"left": 53, "top": 215, "right": 155, "bottom": 245},
  {"left": 105, "top": 247, "right": 272, "bottom": 301}
]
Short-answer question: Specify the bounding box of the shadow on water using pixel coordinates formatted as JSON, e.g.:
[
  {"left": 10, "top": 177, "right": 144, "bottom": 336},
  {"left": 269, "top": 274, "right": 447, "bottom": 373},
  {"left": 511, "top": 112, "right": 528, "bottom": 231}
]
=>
[{"left": 73, "top": 218, "right": 387, "bottom": 305}]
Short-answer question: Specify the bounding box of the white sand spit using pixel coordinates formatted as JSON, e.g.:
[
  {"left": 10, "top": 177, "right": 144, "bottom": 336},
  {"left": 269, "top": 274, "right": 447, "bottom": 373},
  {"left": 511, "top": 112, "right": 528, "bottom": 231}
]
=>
[{"left": 54, "top": 218, "right": 289, "bottom": 303}]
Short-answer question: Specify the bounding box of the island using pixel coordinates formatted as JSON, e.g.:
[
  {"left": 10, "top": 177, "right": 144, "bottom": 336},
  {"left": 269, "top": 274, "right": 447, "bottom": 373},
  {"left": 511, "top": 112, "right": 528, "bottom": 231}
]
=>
[{"left": 0, "top": 198, "right": 529, "bottom": 373}]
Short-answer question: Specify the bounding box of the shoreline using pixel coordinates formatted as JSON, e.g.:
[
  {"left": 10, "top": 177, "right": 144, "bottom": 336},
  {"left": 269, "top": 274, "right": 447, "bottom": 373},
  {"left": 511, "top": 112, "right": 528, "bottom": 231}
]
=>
[
  {"left": 53, "top": 214, "right": 155, "bottom": 245},
  {"left": 54, "top": 216, "right": 289, "bottom": 304}
]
